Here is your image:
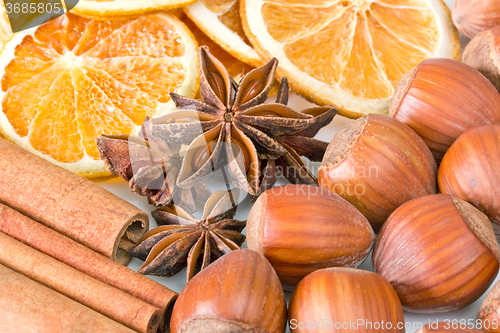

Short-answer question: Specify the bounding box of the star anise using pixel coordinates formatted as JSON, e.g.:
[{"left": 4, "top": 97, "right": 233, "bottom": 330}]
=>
[
  {"left": 96, "top": 127, "right": 211, "bottom": 213},
  {"left": 142, "top": 46, "right": 338, "bottom": 197},
  {"left": 128, "top": 190, "right": 245, "bottom": 281},
  {"left": 253, "top": 79, "right": 339, "bottom": 199}
]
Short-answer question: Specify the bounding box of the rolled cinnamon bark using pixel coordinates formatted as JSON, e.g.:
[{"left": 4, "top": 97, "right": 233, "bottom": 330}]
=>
[
  {"left": 0, "top": 203, "right": 177, "bottom": 330},
  {"left": 0, "top": 137, "right": 148, "bottom": 265},
  {"left": 0, "top": 231, "right": 161, "bottom": 333},
  {"left": 0, "top": 264, "right": 138, "bottom": 333}
]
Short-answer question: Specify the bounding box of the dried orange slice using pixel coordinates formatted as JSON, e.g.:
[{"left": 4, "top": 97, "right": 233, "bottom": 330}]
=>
[
  {"left": 184, "top": 0, "right": 261, "bottom": 67},
  {"left": 241, "top": 0, "right": 460, "bottom": 118},
  {"left": 0, "top": 12, "right": 198, "bottom": 177},
  {"left": 181, "top": 13, "right": 253, "bottom": 82},
  {"left": 72, "top": 0, "right": 196, "bottom": 17}
]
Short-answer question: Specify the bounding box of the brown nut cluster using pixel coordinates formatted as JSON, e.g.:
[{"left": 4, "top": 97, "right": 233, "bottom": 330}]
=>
[
  {"left": 170, "top": 249, "right": 287, "bottom": 333},
  {"left": 318, "top": 114, "right": 437, "bottom": 232},
  {"left": 390, "top": 58, "right": 500, "bottom": 161},
  {"left": 373, "top": 194, "right": 500, "bottom": 313},
  {"left": 119, "top": 24, "right": 500, "bottom": 330},
  {"left": 246, "top": 184, "right": 375, "bottom": 289},
  {"left": 289, "top": 268, "right": 404, "bottom": 333}
]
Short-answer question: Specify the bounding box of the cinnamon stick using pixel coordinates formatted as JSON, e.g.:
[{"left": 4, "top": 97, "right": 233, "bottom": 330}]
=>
[
  {"left": 0, "top": 231, "right": 161, "bottom": 333},
  {"left": 0, "top": 264, "right": 137, "bottom": 333},
  {"left": 0, "top": 203, "right": 177, "bottom": 330},
  {"left": 0, "top": 137, "right": 148, "bottom": 265}
]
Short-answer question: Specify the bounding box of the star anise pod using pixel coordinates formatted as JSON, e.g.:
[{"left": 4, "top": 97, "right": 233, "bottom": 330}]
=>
[
  {"left": 143, "top": 46, "right": 338, "bottom": 196},
  {"left": 96, "top": 128, "right": 211, "bottom": 213},
  {"left": 128, "top": 190, "right": 245, "bottom": 281},
  {"left": 253, "top": 79, "right": 338, "bottom": 199}
]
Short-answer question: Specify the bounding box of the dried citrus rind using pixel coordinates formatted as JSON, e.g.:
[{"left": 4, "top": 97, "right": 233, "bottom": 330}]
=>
[{"left": 72, "top": 0, "right": 197, "bottom": 17}]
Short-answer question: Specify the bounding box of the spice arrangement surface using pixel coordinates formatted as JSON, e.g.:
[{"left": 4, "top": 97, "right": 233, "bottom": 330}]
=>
[{"left": 1, "top": 0, "right": 500, "bottom": 332}]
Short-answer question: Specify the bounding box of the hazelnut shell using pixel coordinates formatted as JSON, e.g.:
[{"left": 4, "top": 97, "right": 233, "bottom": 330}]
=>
[
  {"left": 478, "top": 280, "right": 500, "bottom": 332},
  {"left": 170, "top": 249, "right": 287, "bottom": 333},
  {"left": 247, "top": 184, "right": 375, "bottom": 289},
  {"left": 318, "top": 114, "right": 437, "bottom": 232},
  {"left": 390, "top": 58, "right": 500, "bottom": 161},
  {"left": 463, "top": 26, "right": 500, "bottom": 93},
  {"left": 373, "top": 194, "right": 500, "bottom": 313},
  {"left": 438, "top": 124, "right": 500, "bottom": 241},
  {"left": 289, "top": 267, "right": 404, "bottom": 333},
  {"left": 453, "top": 0, "right": 500, "bottom": 39}
]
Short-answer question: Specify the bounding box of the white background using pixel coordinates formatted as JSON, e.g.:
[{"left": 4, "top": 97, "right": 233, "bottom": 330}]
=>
[{"left": 95, "top": 1, "right": 483, "bottom": 331}]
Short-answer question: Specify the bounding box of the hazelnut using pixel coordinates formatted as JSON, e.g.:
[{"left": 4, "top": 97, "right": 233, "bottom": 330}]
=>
[
  {"left": 438, "top": 124, "right": 500, "bottom": 241},
  {"left": 453, "top": 0, "right": 500, "bottom": 39},
  {"left": 289, "top": 267, "right": 404, "bottom": 333},
  {"left": 170, "top": 249, "right": 287, "bottom": 333},
  {"left": 246, "top": 184, "right": 375, "bottom": 289},
  {"left": 390, "top": 58, "right": 500, "bottom": 161},
  {"left": 373, "top": 194, "right": 500, "bottom": 313},
  {"left": 318, "top": 114, "right": 437, "bottom": 232},
  {"left": 463, "top": 26, "right": 500, "bottom": 94},
  {"left": 478, "top": 280, "right": 500, "bottom": 332}
]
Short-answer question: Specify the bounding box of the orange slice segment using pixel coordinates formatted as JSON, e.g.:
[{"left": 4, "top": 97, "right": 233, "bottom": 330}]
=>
[
  {"left": 241, "top": 0, "right": 460, "bottom": 117},
  {"left": 29, "top": 67, "right": 84, "bottom": 163},
  {"left": 0, "top": 12, "right": 198, "bottom": 177}
]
